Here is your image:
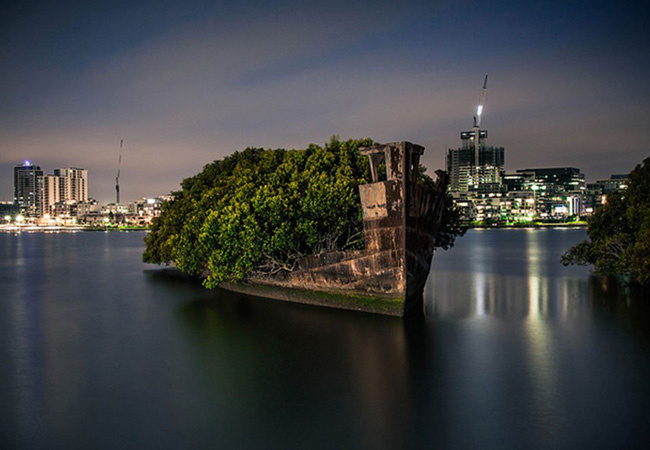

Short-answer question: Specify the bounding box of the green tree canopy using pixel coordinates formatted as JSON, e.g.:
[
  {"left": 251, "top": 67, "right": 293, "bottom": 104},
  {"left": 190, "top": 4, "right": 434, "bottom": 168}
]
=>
[
  {"left": 144, "top": 137, "right": 465, "bottom": 288},
  {"left": 562, "top": 155, "right": 650, "bottom": 285}
]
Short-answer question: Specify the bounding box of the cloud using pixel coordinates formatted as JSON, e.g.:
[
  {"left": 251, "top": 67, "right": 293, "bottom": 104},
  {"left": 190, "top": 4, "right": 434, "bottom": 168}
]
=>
[{"left": 1, "top": 0, "right": 649, "bottom": 202}]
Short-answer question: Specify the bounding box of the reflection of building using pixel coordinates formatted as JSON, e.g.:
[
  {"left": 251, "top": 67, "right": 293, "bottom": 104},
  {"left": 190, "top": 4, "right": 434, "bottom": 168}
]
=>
[
  {"left": 14, "top": 161, "right": 43, "bottom": 216},
  {"left": 447, "top": 129, "right": 505, "bottom": 192}
]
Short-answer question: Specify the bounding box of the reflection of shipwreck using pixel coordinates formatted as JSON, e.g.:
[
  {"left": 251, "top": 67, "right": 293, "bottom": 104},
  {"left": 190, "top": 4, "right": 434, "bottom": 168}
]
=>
[{"left": 223, "top": 142, "right": 449, "bottom": 317}]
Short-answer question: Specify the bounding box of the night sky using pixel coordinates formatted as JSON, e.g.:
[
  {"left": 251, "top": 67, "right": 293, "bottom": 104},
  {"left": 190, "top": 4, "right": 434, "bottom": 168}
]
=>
[{"left": 2, "top": 0, "right": 649, "bottom": 203}]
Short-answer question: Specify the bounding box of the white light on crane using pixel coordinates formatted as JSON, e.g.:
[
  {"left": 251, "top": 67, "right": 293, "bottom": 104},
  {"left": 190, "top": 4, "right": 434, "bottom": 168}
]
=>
[{"left": 474, "top": 74, "right": 488, "bottom": 128}]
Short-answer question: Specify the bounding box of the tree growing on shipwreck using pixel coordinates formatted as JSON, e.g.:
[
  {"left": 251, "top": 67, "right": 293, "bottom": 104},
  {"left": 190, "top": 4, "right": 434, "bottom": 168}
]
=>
[{"left": 143, "top": 137, "right": 465, "bottom": 289}]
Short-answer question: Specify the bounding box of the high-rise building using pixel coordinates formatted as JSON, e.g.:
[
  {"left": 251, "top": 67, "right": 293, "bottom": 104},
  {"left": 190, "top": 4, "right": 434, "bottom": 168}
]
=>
[
  {"left": 54, "top": 168, "right": 88, "bottom": 203},
  {"left": 447, "top": 130, "right": 505, "bottom": 191},
  {"left": 41, "top": 174, "right": 61, "bottom": 217},
  {"left": 447, "top": 75, "right": 505, "bottom": 192},
  {"left": 14, "top": 161, "right": 43, "bottom": 216},
  {"left": 37, "top": 167, "right": 89, "bottom": 218}
]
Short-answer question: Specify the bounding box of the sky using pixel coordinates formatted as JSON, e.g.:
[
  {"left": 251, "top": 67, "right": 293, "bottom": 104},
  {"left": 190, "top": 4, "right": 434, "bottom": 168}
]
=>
[{"left": 1, "top": 0, "right": 649, "bottom": 204}]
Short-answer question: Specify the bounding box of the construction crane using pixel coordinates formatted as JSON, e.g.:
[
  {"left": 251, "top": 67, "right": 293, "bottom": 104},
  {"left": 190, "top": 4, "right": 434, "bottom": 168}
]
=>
[
  {"left": 473, "top": 74, "right": 488, "bottom": 185},
  {"left": 474, "top": 74, "right": 488, "bottom": 128},
  {"left": 116, "top": 139, "right": 123, "bottom": 204}
]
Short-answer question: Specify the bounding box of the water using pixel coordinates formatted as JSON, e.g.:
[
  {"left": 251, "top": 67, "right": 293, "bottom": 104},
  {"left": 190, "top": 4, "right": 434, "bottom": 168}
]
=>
[{"left": 1, "top": 229, "right": 649, "bottom": 449}]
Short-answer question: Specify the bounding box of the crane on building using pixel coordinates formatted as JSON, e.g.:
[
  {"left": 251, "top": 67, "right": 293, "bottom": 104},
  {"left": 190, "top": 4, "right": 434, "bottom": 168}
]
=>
[
  {"left": 474, "top": 74, "right": 488, "bottom": 128},
  {"left": 472, "top": 74, "right": 488, "bottom": 186},
  {"left": 116, "top": 139, "right": 123, "bottom": 204}
]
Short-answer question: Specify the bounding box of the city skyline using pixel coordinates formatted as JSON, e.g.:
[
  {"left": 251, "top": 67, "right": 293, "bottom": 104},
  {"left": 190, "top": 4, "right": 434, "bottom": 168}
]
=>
[{"left": 1, "top": 0, "right": 649, "bottom": 204}]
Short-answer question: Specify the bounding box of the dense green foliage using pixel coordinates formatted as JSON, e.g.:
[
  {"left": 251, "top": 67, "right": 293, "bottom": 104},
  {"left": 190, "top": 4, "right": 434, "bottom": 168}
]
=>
[
  {"left": 144, "top": 137, "right": 465, "bottom": 287},
  {"left": 562, "top": 155, "right": 650, "bottom": 285}
]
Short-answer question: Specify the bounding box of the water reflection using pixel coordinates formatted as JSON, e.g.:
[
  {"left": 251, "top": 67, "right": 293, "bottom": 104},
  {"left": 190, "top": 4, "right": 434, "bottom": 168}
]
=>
[
  {"left": 429, "top": 229, "right": 592, "bottom": 320},
  {"left": 171, "top": 282, "right": 416, "bottom": 449},
  {"left": 524, "top": 230, "right": 561, "bottom": 444},
  {"left": 2, "top": 230, "right": 650, "bottom": 449},
  {"left": 424, "top": 229, "right": 650, "bottom": 448}
]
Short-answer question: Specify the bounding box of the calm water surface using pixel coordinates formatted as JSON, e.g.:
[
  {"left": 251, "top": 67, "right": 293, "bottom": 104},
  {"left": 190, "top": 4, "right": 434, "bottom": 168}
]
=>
[{"left": 1, "top": 229, "right": 649, "bottom": 449}]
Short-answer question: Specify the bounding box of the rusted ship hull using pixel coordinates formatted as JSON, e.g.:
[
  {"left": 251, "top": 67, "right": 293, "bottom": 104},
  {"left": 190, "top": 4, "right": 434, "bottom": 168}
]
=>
[{"left": 224, "top": 142, "right": 448, "bottom": 317}]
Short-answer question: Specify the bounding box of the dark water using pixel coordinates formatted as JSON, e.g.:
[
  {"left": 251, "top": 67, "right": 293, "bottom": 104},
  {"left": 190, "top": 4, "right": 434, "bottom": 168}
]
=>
[{"left": 1, "top": 229, "right": 649, "bottom": 449}]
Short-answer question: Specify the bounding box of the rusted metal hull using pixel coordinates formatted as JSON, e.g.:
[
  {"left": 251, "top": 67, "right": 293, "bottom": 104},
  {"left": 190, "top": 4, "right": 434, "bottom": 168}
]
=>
[{"left": 228, "top": 142, "right": 448, "bottom": 317}]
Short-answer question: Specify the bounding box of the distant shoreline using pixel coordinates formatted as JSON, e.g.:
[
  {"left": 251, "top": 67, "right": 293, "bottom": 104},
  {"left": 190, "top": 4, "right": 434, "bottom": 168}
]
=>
[
  {"left": 0, "top": 223, "right": 586, "bottom": 233},
  {"left": 0, "top": 225, "right": 148, "bottom": 232},
  {"left": 469, "top": 222, "right": 587, "bottom": 230}
]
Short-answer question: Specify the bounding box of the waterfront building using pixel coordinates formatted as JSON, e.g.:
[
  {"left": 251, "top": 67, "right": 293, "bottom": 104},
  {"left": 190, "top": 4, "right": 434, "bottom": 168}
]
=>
[
  {"left": 451, "top": 191, "right": 536, "bottom": 224},
  {"left": 97, "top": 203, "right": 130, "bottom": 224},
  {"left": 128, "top": 196, "right": 171, "bottom": 224},
  {"left": 41, "top": 174, "right": 61, "bottom": 217},
  {"left": 447, "top": 130, "right": 505, "bottom": 192},
  {"left": 37, "top": 167, "right": 88, "bottom": 218},
  {"left": 0, "top": 201, "right": 19, "bottom": 221},
  {"left": 76, "top": 200, "right": 100, "bottom": 218},
  {"left": 583, "top": 174, "right": 629, "bottom": 215},
  {"left": 503, "top": 167, "right": 585, "bottom": 194},
  {"left": 593, "top": 174, "right": 628, "bottom": 194},
  {"left": 73, "top": 200, "right": 105, "bottom": 225},
  {"left": 513, "top": 167, "right": 585, "bottom": 194},
  {"left": 452, "top": 166, "right": 589, "bottom": 223},
  {"left": 14, "top": 161, "right": 43, "bottom": 217},
  {"left": 102, "top": 203, "right": 130, "bottom": 215},
  {"left": 53, "top": 167, "right": 88, "bottom": 203}
]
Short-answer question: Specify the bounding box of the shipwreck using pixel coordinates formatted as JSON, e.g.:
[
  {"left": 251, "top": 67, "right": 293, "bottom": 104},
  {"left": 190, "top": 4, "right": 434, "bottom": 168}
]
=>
[{"left": 220, "top": 142, "right": 449, "bottom": 317}]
